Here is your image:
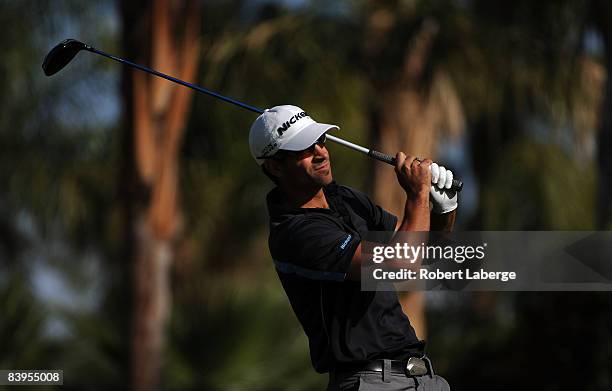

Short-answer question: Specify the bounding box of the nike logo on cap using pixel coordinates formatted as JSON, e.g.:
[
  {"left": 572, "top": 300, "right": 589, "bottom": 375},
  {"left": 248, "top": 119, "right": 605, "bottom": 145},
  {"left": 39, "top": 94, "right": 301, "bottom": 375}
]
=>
[{"left": 277, "top": 111, "right": 308, "bottom": 136}]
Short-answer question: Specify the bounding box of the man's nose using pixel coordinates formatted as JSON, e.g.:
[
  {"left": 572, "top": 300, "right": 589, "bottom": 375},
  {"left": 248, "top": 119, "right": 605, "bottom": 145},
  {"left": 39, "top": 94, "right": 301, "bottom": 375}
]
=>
[{"left": 313, "top": 143, "right": 327, "bottom": 156}]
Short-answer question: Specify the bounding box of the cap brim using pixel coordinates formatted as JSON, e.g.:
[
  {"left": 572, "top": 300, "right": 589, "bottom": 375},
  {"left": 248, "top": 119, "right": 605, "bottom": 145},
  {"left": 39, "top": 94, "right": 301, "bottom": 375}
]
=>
[{"left": 281, "top": 123, "right": 339, "bottom": 151}]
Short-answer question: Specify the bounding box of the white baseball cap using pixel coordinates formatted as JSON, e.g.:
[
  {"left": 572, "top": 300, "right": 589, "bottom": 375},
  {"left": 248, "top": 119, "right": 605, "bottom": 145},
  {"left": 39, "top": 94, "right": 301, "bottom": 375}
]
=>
[{"left": 249, "top": 105, "right": 339, "bottom": 165}]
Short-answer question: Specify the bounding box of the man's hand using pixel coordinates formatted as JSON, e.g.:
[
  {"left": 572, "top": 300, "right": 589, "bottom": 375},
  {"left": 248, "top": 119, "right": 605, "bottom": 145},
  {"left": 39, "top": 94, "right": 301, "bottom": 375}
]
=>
[
  {"left": 394, "top": 152, "right": 432, "bottom": 200},
  {"left": 430, "top": 162, "right": 458, "bottom": 214}
]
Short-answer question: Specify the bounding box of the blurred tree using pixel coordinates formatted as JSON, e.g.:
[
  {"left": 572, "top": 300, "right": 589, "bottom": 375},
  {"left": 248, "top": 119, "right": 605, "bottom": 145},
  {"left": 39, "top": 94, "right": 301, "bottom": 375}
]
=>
[
  {"left": 426, "top": 2, "right": 612, "bottom": 390},
  {"left": 0, "top": 0, "right": 136, "bottom": 388},
  {"left": 119, "top": 0, "right": 201, "bottom": 390},
  {"left": 165, "top": 2, "right": 366, "bottom": 389},
  {"left": 358, "top": 0, "right": 465, "bottom": 338},
  {"left": 450, "top": 0, "right": 602, "bottom": 229}
]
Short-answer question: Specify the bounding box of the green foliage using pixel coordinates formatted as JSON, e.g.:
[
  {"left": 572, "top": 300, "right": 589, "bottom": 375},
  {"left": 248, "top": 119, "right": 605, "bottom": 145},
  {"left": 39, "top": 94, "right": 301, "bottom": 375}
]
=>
[
  {"left": 0, "top": 0, "right": 127, "bottom": 388},
  {"left": 0, "top": 272, "right": 49, "bottom": 369},
  {"left": 166, "top": 278, "right": 326, "bottom": 391},
  {"left": 482, "top": 139, "right": 595, "bottom": 230}
]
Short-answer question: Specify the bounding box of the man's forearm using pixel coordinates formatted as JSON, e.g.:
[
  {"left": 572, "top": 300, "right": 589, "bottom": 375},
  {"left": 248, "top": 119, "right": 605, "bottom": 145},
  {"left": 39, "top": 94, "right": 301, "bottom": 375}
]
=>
[
  {"left": 397, "top": 192, "right": 430, "bottom": 232},
  {"left": 378, "top": 192, "right": 430, "bottom": 272},
  {"left": 384, "top": 197, "right": 454, "bottom": 273},
  {"left": 430, "top": 209, "right": 456, "bottom": 232}
]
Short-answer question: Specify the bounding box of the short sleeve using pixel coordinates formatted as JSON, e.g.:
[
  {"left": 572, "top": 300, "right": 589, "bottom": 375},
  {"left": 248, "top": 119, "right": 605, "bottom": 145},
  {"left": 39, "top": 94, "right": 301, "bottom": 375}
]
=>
[
  {"left": 271, "top": 215, "right": 360, "bottom": 282},
  {"left": 370, "top": 204, "right": 397, "bottom": 231},
  {"left": 341, "top": 186, "right": 397, "bottom": 231}
]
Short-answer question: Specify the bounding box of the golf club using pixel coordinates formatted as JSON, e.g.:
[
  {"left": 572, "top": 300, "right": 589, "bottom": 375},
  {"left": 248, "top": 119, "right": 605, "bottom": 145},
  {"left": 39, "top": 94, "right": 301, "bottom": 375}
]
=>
[{"left": 43, "top": 38, "right": 463, "bottom": 191}]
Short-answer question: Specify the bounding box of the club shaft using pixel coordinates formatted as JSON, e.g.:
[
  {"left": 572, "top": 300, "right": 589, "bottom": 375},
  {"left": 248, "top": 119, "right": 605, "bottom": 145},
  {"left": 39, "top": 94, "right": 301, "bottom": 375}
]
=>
[
  {"left": 326, "top": 135, "right": 463, "bottom": 191},
  {"left": 86, "top": 46, "right": 264, "bottom": 115},
  {"left": 83, "top": 43, "right": 462, "bottom": 191},
  {"left": 325, "top": 135, "right": 369, "bottom": 154}
]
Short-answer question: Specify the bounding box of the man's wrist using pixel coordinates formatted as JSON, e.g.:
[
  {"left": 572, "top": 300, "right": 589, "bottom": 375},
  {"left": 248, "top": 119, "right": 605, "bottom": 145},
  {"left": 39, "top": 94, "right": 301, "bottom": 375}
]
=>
[
  {"left": 405, "top": 189, "right": 429, "bottom": 206},
  {"left": 430, "top": 208, "right": 457, "bottom": 232},
  {"left": 431, "top": 202, "right": 458, "bottom": 214}
]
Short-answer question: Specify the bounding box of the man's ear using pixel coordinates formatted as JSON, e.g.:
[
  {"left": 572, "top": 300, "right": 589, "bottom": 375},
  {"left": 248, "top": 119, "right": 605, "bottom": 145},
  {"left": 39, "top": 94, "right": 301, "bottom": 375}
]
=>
[{"left": 264, "top": 158, "right": 283, "bottom": 179}]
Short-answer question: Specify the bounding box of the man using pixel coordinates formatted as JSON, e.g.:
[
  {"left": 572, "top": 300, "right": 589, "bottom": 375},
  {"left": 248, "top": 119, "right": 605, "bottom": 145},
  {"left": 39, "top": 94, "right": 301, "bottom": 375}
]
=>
[{"left": 249, "top": 105, "right": 457, "bottom": 390}]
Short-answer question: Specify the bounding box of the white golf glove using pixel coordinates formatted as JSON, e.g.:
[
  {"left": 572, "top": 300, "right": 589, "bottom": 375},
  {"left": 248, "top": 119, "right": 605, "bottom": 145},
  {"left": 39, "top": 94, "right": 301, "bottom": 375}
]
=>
[{"left": 429, "top": 162, "right": 458, "bottom": 214}]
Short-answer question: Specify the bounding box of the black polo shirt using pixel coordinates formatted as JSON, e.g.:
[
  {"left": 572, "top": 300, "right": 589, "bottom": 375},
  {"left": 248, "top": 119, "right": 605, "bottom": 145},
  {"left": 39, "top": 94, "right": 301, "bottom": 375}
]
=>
[{"left": 267, "top": 181, "right": 422, "bottom": 373}]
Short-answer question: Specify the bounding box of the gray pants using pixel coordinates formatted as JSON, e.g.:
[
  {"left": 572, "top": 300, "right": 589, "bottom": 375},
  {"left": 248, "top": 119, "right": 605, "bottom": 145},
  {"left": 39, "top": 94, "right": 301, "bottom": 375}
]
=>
[{"left": 327, "top": 360, "right": 450, "bottom": 391}]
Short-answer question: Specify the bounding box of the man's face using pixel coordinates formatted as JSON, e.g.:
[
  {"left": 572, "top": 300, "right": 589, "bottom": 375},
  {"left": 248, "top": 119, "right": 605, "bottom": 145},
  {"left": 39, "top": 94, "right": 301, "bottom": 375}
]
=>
[{"left": 270, "top": 134, "right": 333, "bottom": 189}]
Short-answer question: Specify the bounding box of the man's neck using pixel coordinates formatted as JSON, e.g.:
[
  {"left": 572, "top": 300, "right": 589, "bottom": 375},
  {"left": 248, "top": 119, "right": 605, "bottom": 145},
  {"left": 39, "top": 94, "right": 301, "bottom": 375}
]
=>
[{"left": 279, "top": 183, "right": 329, "bottom": 209}]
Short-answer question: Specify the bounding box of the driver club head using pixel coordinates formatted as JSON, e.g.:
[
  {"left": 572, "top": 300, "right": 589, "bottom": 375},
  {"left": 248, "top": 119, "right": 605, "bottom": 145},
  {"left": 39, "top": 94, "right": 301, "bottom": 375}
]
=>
[{"left": 42, "top": 39, "right": 88, "bottom": 76}]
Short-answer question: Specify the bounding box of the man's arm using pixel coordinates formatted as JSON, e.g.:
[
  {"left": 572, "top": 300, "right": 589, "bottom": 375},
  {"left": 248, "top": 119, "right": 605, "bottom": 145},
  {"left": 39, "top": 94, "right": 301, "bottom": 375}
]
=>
[
  {"left": 431, "top": 209, "right": 456, "bottom": 232},
  {"left": 346, "top": 153, "right": 431, "bottom": 280},
  {"left": 395, "top": 208, "right": 456, "bottom": 232},
  {"left": 394, "top": 163, "right": 457, "bottom": 233}
]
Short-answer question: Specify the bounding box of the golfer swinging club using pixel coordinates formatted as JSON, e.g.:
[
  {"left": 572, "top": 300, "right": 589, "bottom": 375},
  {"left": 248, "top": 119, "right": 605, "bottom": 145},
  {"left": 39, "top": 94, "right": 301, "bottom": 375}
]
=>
[{"left": 250, "top": 105, "right": 456, "bottom": 390}]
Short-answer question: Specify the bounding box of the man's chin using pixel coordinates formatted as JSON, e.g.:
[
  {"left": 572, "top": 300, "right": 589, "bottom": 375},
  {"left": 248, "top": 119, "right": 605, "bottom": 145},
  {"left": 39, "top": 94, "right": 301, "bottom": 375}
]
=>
[{"left": 315, "top": 170, "right": 333, "bottom": 185}]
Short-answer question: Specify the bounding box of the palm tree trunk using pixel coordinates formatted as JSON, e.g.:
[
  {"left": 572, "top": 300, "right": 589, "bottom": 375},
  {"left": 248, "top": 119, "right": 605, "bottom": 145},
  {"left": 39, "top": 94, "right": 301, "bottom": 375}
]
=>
[
  {"left": 368, "top": 19, "right": 439, "bottom": 339},
  {"left": 120, "top": 1, "right": 200, "bottom": 390},
  {"left": 366, "top": 16, "right": 463, "bottom": 338}
]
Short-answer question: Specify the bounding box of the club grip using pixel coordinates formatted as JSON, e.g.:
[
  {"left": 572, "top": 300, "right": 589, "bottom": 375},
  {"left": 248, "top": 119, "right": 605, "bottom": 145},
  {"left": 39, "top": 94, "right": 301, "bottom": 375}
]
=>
[
  {"left": 367, "top": 149, "right": 464, "bottom": 192},
  {"left": 368, "top": 149, "right": 396, "bottom": 165}
]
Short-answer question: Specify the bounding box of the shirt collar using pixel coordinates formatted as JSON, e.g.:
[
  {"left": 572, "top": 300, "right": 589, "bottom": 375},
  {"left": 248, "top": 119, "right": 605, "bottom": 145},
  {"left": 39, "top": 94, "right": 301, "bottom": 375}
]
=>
[{"left": 266, "top": 181, "right": 340, "bottom": 217}]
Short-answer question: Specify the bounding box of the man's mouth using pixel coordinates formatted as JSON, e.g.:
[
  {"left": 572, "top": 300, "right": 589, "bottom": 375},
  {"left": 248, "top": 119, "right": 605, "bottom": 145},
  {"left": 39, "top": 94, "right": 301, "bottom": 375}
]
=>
[{"left": 313, "top": 161, "right": 329, "bottom": 171}]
